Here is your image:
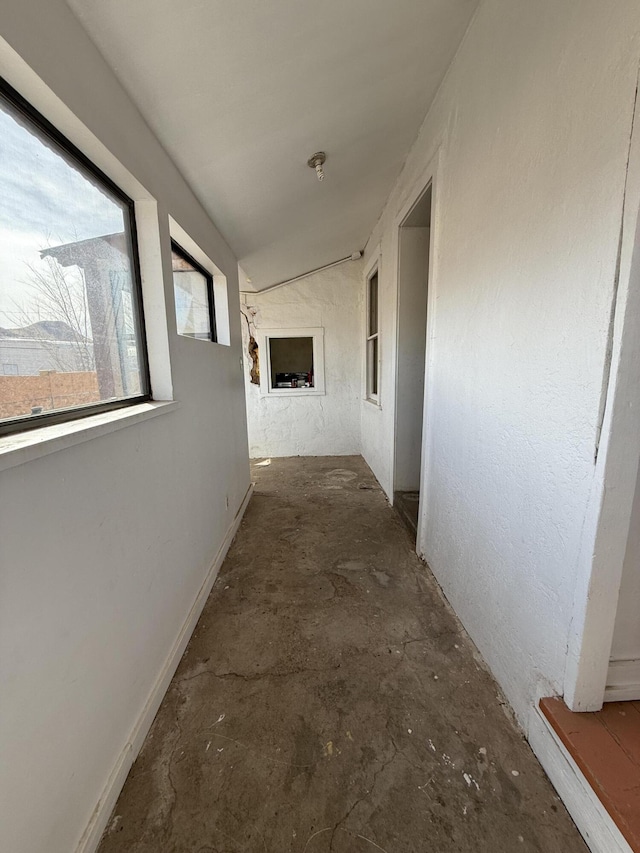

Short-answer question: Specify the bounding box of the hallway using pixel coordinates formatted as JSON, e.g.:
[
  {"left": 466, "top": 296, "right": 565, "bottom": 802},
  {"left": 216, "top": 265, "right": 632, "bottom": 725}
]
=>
[{"left": 98, "top": 457, "right": 586, "bottom": 852}]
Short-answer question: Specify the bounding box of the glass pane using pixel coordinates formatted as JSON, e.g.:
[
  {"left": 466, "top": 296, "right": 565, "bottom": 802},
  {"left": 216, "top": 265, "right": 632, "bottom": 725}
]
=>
[
  {"left": 368, "top": 336, "right": 378, "bottom": 397},
  {"left": 269, "top": 336, "right": 314, "bottom": 388},
  {"left": 368, "top": 271, "right": 378, "bottom": 336},
  {"left": 0, "top": 92, "right": 146, "bottom": 425},
  {"left": 172, "top": 249, "right": 212, "bottom": 340}
]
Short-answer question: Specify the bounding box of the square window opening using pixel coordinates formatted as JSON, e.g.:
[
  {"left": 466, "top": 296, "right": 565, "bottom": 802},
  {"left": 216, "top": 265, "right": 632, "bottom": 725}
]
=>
[
  {"left": 257, "top": 327, "right": 325, "bottom": 396},
  {"left": 269, "top": 336, "right": 314, "bottom": 389}
]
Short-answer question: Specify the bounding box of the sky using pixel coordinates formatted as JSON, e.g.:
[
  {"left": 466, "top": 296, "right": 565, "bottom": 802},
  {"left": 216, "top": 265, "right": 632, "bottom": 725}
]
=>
[{"left": 0, "top": 96, "right": 126, "bottom": 328}]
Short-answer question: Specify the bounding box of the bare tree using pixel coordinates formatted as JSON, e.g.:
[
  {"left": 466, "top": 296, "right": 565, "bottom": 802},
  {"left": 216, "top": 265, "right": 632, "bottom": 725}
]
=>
[{"left": 9, "top": 254, "right": 95, "bottom": 372}]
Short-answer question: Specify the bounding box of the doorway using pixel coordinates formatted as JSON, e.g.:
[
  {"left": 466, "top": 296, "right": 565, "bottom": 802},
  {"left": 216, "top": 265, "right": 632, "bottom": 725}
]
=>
[
  {"left": 393, "top": 184, "right": 432, "bottom": 540},
  {"left": 606, "top": 454, "right": 640, "bottom": 701}
]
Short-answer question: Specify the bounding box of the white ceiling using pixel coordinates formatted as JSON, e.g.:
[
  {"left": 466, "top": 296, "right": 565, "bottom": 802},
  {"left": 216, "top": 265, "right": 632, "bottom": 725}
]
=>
[{"left": 66, "top": 0, "right": 478, "bottom": 290}]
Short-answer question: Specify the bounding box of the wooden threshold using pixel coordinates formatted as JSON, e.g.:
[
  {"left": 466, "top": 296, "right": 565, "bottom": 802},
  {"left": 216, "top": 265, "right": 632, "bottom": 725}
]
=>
[{"left": 540, "top": 697, "right": 640, "bottom": 853}]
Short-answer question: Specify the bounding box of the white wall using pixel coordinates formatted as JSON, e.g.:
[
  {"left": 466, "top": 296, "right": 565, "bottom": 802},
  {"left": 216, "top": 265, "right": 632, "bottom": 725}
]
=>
[
  {"left": 242, "top": 259, "right": 363, "bottom": 458},
  {"left": 361, "top": 0, "right": 640, "bottom": 726},
  {"left": 0, "top": 2, "right": 250, "bottom": 851}
]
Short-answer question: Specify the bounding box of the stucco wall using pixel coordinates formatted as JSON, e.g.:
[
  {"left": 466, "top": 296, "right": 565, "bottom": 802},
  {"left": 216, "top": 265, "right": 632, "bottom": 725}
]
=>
[
  {"left": 361, "top": 0, "right": 640, "bottom": 725},
  {"left": 0, "top": 2, "right": 250, "bottom": 851},
  {"left": 242, "top": 259, "right": 363, "bottom": 458}
]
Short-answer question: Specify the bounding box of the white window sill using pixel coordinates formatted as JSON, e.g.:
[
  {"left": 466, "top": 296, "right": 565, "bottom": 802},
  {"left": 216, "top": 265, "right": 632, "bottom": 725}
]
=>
[
  {"left": 263, "top": 389, "right": 325, "bottom": 398},
  {"left": 364, "top": 396, "right": 382, "bottom": 409},
  {"left": 176, "top": 334, "right": 231, "bottom": 348},
  {"left": 0, "top": 401, "right": 180, "bottom": 473}
]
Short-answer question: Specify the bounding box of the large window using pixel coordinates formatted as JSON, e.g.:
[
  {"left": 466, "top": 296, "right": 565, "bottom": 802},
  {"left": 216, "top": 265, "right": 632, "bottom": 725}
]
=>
[
  {"left": 171, "top": 241, "right": 216, "bottom": 341},
  {"left": 366, "top": 267, "right": 379, "bottom": 402},
  {"left": 0, "top": 79, "right": 149, "bottom": 434}
]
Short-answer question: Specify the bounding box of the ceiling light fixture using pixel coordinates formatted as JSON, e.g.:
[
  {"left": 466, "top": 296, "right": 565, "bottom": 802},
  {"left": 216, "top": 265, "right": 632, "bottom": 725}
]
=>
[{"left": 307, "top": 151, "right": 326, "bottom": 181}]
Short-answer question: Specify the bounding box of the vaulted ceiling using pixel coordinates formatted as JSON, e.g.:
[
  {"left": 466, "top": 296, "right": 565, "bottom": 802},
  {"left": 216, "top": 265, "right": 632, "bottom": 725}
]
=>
[{"left": 65, "top": 0, "right": 478, "bottom": 290}]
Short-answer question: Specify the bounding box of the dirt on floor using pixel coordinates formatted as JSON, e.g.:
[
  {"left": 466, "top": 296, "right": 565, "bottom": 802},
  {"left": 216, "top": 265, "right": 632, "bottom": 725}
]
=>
[{"left": 97, "top": 456, "right": 587, "bottom": 853}]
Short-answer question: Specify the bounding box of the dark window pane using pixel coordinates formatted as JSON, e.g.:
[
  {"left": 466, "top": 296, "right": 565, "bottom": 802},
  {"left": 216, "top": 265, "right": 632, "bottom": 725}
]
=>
[
  {"left": 368, "top": 271, "right": 378, "bottom": 336},
  {"left": 269, "top": 336, "right": 314, "bottom": 388},
  {"left": 0, "top": 89, "right": 147, "bottom": 426},
  {"left": 172, "top": 246, "right": 213, "bottom": 341},
  {"left": 368, "top": 336, "right": 378, "bottom": 397}
]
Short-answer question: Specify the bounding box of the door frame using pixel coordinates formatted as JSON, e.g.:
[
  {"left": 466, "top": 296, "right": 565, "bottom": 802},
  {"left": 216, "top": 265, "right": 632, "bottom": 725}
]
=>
[
  {"left": 564, "top": 91, "right": 640, "bottom": 710},
  {"left": 390, "top": 148, "right": 441, "bottom": 554}
]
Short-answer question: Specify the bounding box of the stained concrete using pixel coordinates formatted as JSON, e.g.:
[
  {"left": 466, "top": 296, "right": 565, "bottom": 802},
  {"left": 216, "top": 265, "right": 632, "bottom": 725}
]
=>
[{"left": 98, "top": 456, "right": 587, "bottom": 853}]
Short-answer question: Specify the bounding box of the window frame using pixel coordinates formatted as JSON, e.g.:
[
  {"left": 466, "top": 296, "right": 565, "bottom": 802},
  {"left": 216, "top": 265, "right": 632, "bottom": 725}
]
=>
[
  {"left": 0, "top": 76, "right": 151, "bottom": 438},
  {"left": 171, "top": 240, "right": 217, "bottom": 343},
  {"left": 365, "top": 264, "right": 380, "bottom": 404},
  {"left": 258, "top": 327, "right": 325, "bottom": 397}
]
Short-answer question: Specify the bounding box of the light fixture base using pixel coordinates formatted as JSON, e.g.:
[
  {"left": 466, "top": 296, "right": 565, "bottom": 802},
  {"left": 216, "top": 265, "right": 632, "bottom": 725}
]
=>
[
  {"left": 307, "top": 151, "right": 326, "bottom": 168},
  {"left": 307, "top": 151, "right": 326, "bottom": 181}
]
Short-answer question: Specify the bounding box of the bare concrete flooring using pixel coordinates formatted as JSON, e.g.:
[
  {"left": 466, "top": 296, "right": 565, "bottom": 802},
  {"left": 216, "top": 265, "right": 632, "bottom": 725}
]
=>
[{"left": 98, "top": 456, "right": 587, "bottom": 853}]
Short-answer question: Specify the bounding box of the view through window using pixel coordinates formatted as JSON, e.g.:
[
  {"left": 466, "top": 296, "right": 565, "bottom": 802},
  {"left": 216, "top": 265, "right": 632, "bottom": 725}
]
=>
[
  {"left": 171, "top": 242, "right": 216, "bottom": 341},
  {"left": 269, "top": 336, "right": 314, "bottom": 388},
  {"left": 0, "top": 82, "right": 148, "bottom": 431}
]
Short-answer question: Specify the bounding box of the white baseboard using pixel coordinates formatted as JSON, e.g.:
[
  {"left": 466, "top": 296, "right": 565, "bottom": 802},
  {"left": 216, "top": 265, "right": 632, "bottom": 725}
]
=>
[
  {"left": 528, "top": 703, "right": 632, "bottom": 853},
  {"left": 75, "top": 482, "right": 254, "bottom": 853},
  {"left": 605, "top": 658, "right": 640, "bottom": 702}
]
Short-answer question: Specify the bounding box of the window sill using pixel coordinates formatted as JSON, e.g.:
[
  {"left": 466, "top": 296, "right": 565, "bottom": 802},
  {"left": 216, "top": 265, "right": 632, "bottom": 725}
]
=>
[
  {"left": 176, "top": 334, "right": 229, "bottom": 348},
  {"left": 263, "top": 389, "right": 325, "bottom": 398},
  {"left": 0, "top": 400, "right": 180, "bottom": 473},
  {"left": 364, "top": 396, "right": 381, "bottom": 409}
]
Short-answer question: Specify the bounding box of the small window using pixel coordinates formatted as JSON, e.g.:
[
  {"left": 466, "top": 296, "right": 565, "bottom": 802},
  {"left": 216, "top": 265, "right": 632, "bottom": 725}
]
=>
[
  {"left": 269, "top": 336, "right": 314, "bottom": 389},
  {"left": 171, "top": 242, "right": 216, "bottom": 342},
  {"left": 259, "top": 328, "right": 325, "bottom": 396},
  {"left": 0, "top": 78, "right": 149, "bottom": 434},
  {"left": 366, "top": 268, "right": 380, "bottom": 401}
]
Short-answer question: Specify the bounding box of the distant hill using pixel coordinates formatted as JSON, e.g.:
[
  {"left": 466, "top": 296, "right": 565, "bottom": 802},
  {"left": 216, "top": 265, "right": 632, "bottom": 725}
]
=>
[{"left": 0, "top": 321, "right": 89, "bottom": 342}]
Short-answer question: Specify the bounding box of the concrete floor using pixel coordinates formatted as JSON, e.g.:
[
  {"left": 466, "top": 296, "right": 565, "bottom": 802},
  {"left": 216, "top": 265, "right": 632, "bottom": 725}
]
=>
[{"left": 98, "top": 456, "right": 587, "bottom": 853}]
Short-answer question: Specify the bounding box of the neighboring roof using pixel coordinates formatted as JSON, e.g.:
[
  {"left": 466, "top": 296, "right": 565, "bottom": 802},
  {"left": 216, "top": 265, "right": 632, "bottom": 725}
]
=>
[{"left": 40, "top": 232, "right": 128, "bottom": 269}]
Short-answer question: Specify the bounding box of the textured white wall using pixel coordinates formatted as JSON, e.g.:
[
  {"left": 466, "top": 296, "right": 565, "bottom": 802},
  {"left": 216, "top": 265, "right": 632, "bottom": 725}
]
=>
[
  {"left": 0, "top": 2, "right": 250, "bottom": 851},
  {"left": 242, "top": 260, "right": 363, "bottom": 458},
  {"left": 361, "top": 0, "right": 640, "bottom": 725}
]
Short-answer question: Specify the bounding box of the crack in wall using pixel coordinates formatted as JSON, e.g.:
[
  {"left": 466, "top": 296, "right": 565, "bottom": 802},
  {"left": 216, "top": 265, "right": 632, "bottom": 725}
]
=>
[{"left": 595, "top": 62, "right": 640, "bottom": 461}]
